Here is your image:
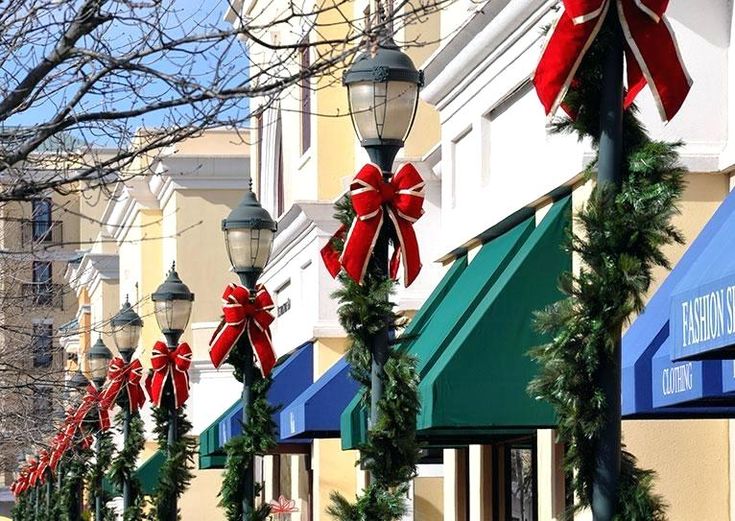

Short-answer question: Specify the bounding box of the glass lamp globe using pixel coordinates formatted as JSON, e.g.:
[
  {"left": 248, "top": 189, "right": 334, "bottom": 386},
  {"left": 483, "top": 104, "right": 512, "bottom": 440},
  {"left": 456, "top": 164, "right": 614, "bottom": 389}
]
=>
[
  {"left": 222, "top": 186, "right": 277, "bottom": 291},
  {"left": 343, "top": 35, "right": 423, "bottom": 171},
  {"left": 151, "top": 263, "right": 194, "bottom": 335},
  {"left": 87, "top": 337, "right": 112, "bottom": 385},
  {"left": 111, "top": 298, "right": 143, "bottom": 360}
]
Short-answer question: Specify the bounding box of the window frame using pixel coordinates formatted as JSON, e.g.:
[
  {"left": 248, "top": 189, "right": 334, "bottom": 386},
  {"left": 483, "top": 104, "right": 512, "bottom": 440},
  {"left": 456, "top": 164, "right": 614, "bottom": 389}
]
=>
[{"left": 32, "top": 322, "right": 53, "bottom": 368}]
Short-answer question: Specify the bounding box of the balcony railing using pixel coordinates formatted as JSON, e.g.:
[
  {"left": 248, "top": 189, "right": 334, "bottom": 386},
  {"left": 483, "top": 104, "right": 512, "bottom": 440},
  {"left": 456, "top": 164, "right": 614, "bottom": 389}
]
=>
[
  {"left": 21, "top": 220, "right": 63, "bottom": 246},
  {"left": 21, "top": 283, "right": 64, "bottom": 309}
]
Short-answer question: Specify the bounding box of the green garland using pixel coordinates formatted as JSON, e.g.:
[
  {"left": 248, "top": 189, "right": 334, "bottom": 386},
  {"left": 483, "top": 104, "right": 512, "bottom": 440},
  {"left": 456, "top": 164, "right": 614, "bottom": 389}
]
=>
[
  {"left": 108, "top": 410, "right": 147, "bottom": 521},
  {"left": 11, "top": 489, "right": 30, "bottom": 521},
  {"left": 327, "top": 197, "right": 422, "bottom": 521},
  {"left": 86, "top": 430, "right": 115, "bottom": 519},
  {"left": 149, "top": 405, "right": 196, "bottom": 521},
  {"left": 527, "top": 27, "right": 682, "bottom": 520},
  {"left": 218, "top": 348, "right": 277, "bottom": 521},
  {"left": 58, "top": 447, "right": 93, "bottom": 521}
]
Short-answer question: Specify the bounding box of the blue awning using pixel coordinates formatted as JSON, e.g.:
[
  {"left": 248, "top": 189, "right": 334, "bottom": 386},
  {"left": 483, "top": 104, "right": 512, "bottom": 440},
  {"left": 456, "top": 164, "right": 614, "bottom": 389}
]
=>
[
  {"left": 623, "top": 190, "right": 735, "bottom": 417},
  {"left": 219, "top": 342, "right": 314, "bottom": 446},
  {"left": 280, "top": 356, "right": 359, "bottom": 439}
]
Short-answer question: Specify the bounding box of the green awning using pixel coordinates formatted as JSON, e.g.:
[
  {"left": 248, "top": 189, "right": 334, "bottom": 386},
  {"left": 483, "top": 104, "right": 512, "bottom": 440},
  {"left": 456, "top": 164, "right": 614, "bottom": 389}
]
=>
[
  {"left": 103, "top": 450, "right": 165, "bottom": 495},
  {"left": 199, "top": 401, "right": 239, "bottom": 469},
  {"left": 341, "top": 196, "right": 571, "bottom": 448}
]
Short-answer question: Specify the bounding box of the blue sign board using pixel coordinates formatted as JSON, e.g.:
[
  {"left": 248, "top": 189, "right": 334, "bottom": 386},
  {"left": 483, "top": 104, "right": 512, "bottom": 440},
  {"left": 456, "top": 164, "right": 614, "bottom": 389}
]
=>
[
  {"left": 651, "top": 334, "right": 723, "bottom": 408},
  {"left": 671, "top": 273, "right": 735, "bottom": 361}
]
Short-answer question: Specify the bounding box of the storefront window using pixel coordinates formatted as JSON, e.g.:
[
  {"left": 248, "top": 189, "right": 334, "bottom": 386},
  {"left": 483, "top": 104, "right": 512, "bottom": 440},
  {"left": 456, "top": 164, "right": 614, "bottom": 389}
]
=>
[{"left": 507, "top": 446, "right": 535, "bottom": 521}]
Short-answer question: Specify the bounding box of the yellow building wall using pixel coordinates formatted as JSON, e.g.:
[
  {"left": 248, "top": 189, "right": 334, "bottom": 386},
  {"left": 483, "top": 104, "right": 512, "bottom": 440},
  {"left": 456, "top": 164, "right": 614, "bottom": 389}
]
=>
[
  {"left": 312, "top": 337, "right": 359, "bottom": 520},
  {"left": 415, "top": 476, "right": 444, "bottom": 521}
]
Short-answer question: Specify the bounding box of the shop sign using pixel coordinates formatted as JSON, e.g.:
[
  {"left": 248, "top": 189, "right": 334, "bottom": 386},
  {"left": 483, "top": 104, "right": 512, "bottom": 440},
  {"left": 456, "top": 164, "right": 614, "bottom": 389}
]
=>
[{"left": 671, "top": 274, "right": 735, "bottom": 361}]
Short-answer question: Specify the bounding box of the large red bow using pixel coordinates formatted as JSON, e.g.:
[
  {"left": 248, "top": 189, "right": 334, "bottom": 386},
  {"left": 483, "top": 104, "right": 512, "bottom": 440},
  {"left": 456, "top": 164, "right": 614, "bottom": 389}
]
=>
[
  {"left": 35, "top": 450, "right": 50, "bottom": 485},
  {"left": 27, "top": 459, "right": 38, "bottom": 488},
  {"left": 13, "top": 469, "right": 29, "bottom": 495},
  {"left": 74, "top": 384, "right": 111, "bottom": 432},
  {"left": 103, "top": 357, "right": 146, "bottom": 413},
  {"left": 534, "top": 0, "right": 691, "bottom": 122},
  {"left": 337, "top": 163, "right": 424, "bottom": 287},
  {"left": 149, "top": 341, "right": 192, "bottom": 409},
  {"left": 49, "top": 431, "right": 67, "bottom": 473},
  {"left": 209, "top": 284, "right": 276, "bottom": 377}
]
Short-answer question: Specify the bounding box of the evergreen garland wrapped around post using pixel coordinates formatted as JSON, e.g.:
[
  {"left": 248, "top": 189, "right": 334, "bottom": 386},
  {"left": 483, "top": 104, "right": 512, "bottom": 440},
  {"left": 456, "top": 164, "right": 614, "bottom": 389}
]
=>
[
  {"left": 149, "top": 405, "right": 196, "bottom": 521},
  {"left": 108, "top": 411, "right": 147, "bottom": 521},
  {"left": 88, "top": 430, "right": 115, "bottom": 519},
  {"left": 11, "top": 489, "right": 30, "bottom": 521},
  {"left": 217, "top": 349, "right": 277, "bottom": 521},
  {"left": 327, "top": 197, "right": 422, "bottom": 521},
  {"left": 59, "top": 447, "right": 93, "bottom": 521},
  {"left": 527, "top": 28, "right": 684, "bottom": 520}
]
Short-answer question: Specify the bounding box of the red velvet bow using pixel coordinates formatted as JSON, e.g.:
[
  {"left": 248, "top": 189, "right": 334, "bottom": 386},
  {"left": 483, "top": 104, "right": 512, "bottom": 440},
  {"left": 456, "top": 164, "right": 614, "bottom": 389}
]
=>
[
  {"left": 74, "top": 384, "right": 111, "bottom": 432},
  {"left": 335, "top": 163, "right": 425, "bottom": 287},
  {"left": 209, "top": 284, "right": 276, "bottom": 377},
  {"left": 149, "top": 341, "right": 192, "bottom": 409},
  {"left": 13, "top": 469, "right": 29, "bottom": 495},
  {"left": 534, "top": 0, "right": 691, "bottom": 122},
  {"left": 49, "top": 431, "right": 67, "bottom": 472},
  {"left": 27, "top": 459, "right": 38, "bottom": 488},
  {"left": 103, "top": 357, "right": 146, "bottom": 413},
  {"left": 35, "top": 451, "right": 50, "bottom": 485}
]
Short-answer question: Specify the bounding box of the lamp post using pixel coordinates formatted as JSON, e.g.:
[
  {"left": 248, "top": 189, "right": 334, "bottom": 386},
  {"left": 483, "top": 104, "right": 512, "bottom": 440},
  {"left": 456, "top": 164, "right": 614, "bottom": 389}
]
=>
[
  {"left": 88, "top": 337, "right": 113, "bottom": 521},
  {"left": 342, "top": 24, "right": 422, "bottom": 426},
  {"left": 151, "top": 263, "right": 194, "bottom": 521},
  {"left": 110, "top": 298, "right": 143, "bottom": 511},
  {"left": 66, "top": 369, "right": 89, "bottom": 521},
  {"left": 221, "top": 184, "right": 276, "bottom": 518}
]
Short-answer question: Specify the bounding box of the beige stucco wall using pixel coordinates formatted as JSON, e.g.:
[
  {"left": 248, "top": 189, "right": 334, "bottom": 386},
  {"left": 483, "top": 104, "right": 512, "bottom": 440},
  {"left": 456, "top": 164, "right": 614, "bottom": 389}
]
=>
[{"left": 415, "top": 476, "right": 444, "bottom": 521}]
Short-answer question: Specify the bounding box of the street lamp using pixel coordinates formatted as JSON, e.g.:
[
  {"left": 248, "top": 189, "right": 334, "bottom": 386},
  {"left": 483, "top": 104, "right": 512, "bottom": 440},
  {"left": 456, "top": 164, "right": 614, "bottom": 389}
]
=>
[
  {"left": 111, "top": 298, "right": 143, "bottom": 363},
  {"left": 110, "top": 298, "right": 143, "bottom": 512},
  {"left": 88, "top": 337, "right": 112, "bottom": 389},
  {"left": 222, "top": 185, "right": 277, "bottom": 292},
  {"left": 222, "top": 185, "right": 276, "bottom": 518},
  {"left": 151, "top": 263, "right": 194, "bottom": 521},
  {"left": 343, "top": 33, "right": 422, "bottom": 174},
  {"left": 86, "top": 338, "right": 112, "bottom": 521},
  {"left": 343, "top": 28, "right": 422, "bottom": 427},
  {"left": 151, "top": 263, "right": 194, "bottom": 347}
]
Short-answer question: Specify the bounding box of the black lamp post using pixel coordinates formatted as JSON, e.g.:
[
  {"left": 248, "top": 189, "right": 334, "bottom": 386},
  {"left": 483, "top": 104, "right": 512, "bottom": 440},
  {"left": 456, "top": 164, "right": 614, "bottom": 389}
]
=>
[
  {"left": 66, "top": 369, "right": 89, "bottom": 521},
  {"left": 221, "top": 184, "right": 276, "bottom": 519},
  {"left": 87, "top": 337, "right": 112, "bottom": 521},
  {"left": 151, "top": 263, "right": 194, "bottom": 521},
  {"left": 110, "top": 298, "right": 143, "bottom": 512},
  {"left": 343, "top": 24, "right": 422, "bottom": 427}
]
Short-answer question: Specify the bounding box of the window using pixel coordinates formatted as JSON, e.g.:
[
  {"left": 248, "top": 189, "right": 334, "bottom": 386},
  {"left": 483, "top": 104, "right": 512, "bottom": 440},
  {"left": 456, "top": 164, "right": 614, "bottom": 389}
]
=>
[
  {"left": 276, "top": 280, "right": 291, "bottom": 317},
  {"left": 299, "top": 37, "right": 312, "bottom": 155},
  {"left": 32, "top": 323, "right": 53, "bottom": 368},
  {"left": 31, "top": 198, "right": 52, "bottom": 241},
  {"left": 31, "top": 261, "right": 54, "bottom": 306},
  {"left": 505, "top": 444, "right": 536, "bottom": 521},
  {"left": 33, "top": 387, "right": 52, "bottom": 417}
]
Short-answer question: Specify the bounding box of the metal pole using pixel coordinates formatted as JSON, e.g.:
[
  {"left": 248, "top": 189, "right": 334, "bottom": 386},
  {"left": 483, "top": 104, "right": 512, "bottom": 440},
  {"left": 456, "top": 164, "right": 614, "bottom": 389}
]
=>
[
  {"left": 120, "top": 349, "right": 133, "bottom": 512},
  {"left": 45, "top": 477, "right": 51, "bottom": 516},
  {"left": 592, "top": 6, "right": 624, "bottom": 521},
  {"left": 238, "top": 279, "right": 258, "bottom": 521},
  {"left": 122, "top": 407, "right": 132, "bottom": 510},
  {"left": 365, "top": 147, "right": 397, "bottom": 429},
  {"left": 96, "top": 431, "right": 103, "bottom": 521},
  {"left": 164, "top": 332, "right": 181, "bottom": 521},
  {"left": 34, "top": 484, "right": 39, "bottom": 519}
]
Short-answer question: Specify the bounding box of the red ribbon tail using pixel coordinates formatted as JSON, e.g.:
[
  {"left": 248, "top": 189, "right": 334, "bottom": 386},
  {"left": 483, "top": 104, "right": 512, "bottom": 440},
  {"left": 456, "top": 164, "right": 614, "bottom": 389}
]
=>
[
  {"left": 321, "top": 225, "right": 347, "bottom": 278},
  {"left": 249, "top": 324, "right": 276, "bottom": 377},
  {"left": 533, "top": 6, "right": 607, "bottom": 116},
  {"left": 209, "top": 319, "right": 244, "bottom": 369},
  {"left": 619, "top": 0, "right": 691, "bottom": 121},
  {"left": 393, "top": 216, "right": 422, "bottom": 287},
  {"left": 340, "top": 216, "right": 382, "bottom": 285}
]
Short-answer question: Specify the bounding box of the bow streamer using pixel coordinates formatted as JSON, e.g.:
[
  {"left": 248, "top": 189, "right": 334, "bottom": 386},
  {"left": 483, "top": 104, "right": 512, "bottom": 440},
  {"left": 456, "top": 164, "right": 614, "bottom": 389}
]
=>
[
  {"left": 336, "top": 163, "right": 425, "bottom": 287},
  {"left": 35, "top": 451, "right": 50, "bottom": 485},
  {"left": 534, "top": 0, "right": 692, "bottom": 122},
  {"left": 149, "top": 341, "right": 192, "bottom": 409},
  {"left": 103, "top": 357, "right": 146, "bottom": 413},
  {"left": 209, "top": 284, "right": 276, "bottom": 377},
  {"left": 74, "top": 384, "right": 111, "bottom": 432}
]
